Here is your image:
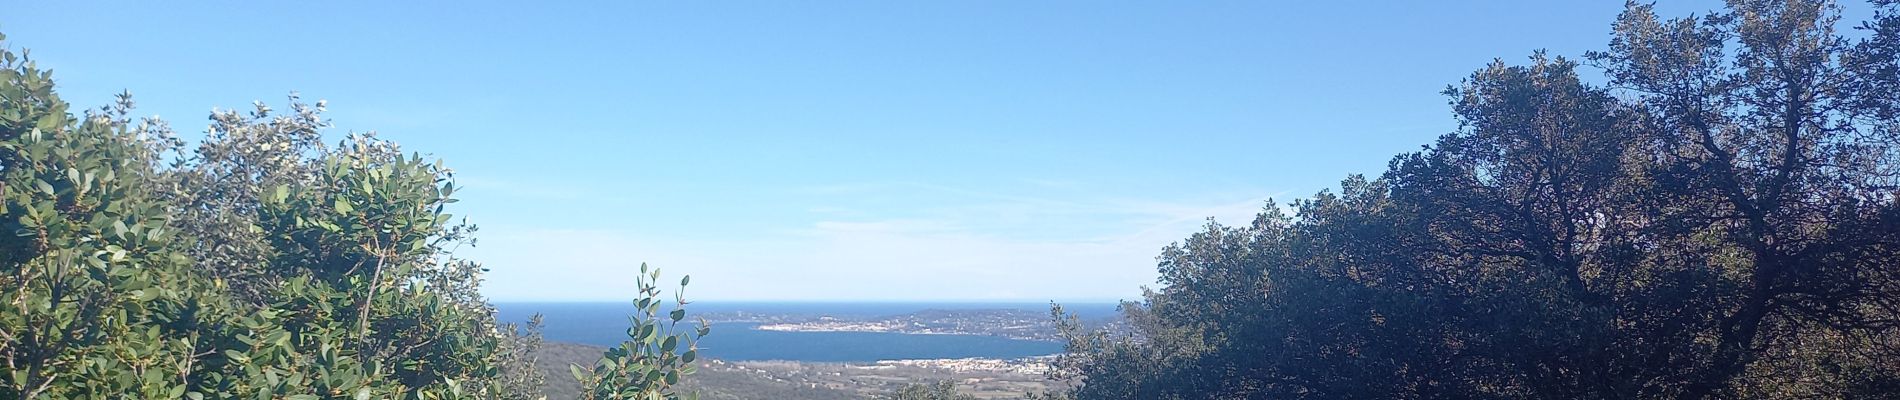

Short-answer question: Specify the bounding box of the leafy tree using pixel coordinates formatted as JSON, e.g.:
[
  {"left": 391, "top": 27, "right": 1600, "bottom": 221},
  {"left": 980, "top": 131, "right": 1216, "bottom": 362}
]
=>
[
  {"left": 0, "top": 30, "right": 700, "bottom": 399},
  {"left": 1, "top": 33, "right": 224, "bottom": 398},
  {"left": 1051, "top": 1, "right": 1900, "bottom": 399},
  {"left": 1587, "top": 1, "right": 1900, "bottom": 396}
]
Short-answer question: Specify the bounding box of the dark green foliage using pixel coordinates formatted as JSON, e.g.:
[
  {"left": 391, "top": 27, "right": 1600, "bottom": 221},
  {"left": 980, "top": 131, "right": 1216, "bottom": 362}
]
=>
[
  {"left": 1, "top": 33, "right": 223, "bottom": 398},
  {"left": 1052, "top": 1, "right": 1900, "bottom": 399},
  {"left": 0, "top": 31, "right": 697, "bottom": 399}
]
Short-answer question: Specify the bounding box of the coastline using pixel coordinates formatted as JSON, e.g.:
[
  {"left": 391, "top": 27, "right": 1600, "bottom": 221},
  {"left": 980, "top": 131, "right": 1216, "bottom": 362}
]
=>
[{"left": 752, "top": 321, "right": 1059, "bottom": 342}]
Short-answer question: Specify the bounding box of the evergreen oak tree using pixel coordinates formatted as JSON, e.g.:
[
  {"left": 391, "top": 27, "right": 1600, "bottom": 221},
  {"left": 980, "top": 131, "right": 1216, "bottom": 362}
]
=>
[
  {"left": 0, "top": 32, "right": 704, "bottom": 399},
  {"left": 1052, "top": 1, "right": 1900, "bottom": 398}
]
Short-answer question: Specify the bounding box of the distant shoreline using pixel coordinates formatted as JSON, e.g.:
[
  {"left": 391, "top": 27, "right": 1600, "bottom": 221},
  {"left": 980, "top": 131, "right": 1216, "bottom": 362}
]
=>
[
  {"left": 751, "top": 321, "right": 1063, "bottom": 342},
  {"left": 500, "top": 303, "right": 1088, "bottom": 362}
]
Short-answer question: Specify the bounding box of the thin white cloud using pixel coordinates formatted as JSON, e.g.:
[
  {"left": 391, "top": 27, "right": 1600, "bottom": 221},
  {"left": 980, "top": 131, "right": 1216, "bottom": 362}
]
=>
[
  {"left": 473, "top": 183, "right": 1286, "bottom": 302},
  {"left": 473, "top": 224, "right": 1160, "bottom": 302}
]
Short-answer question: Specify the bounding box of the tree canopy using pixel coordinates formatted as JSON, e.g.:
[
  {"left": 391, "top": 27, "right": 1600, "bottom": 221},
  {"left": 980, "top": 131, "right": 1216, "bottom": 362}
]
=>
[
  {"left": 1053, "top": 1, "right": 1900, "bottom": 398},
  {"left": 0, "top": 31, "right": 703, "bottom": 399}
]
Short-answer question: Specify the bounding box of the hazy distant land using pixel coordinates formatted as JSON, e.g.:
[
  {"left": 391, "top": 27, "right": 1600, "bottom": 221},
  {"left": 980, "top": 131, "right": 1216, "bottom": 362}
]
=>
[
  {"left": 749, "top": 308, "right": 1079, "bottom": 341},
  {"left": 500, "top": 302, "right": 1122, "bottom": 363},
  {"left": 535, "top": 341, "right": 1066, "bottom": 399}
]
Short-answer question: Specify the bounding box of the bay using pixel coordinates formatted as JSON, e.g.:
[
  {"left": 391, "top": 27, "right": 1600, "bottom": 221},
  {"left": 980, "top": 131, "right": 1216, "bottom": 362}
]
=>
[{"left": 496, "top": 302, "right": 1118, "bottom": 362}]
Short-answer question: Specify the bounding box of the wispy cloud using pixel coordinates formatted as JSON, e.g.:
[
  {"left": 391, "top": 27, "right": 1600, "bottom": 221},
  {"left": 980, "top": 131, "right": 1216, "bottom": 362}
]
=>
[
  {"left": 475, "top": 181, "right": 1287, "bottom": 302},
  {"left": 473, "top": 224, "right": 1162, "bottom": 302}
]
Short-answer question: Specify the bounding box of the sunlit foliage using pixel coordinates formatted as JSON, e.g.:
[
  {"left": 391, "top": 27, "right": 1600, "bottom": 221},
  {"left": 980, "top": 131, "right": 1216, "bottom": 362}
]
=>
[{"left": 0, "top": 31, "right": 700, "bottom": 399}]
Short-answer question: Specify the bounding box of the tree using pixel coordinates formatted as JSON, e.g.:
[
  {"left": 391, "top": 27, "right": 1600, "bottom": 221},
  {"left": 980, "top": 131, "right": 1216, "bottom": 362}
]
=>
[
  {"left": 0, "top": 30, "right": 702, "bottom": 399},
  {"left": 1588, "top": 1, "right": 1900, "bottom": 396},
  {"left": 1, "top": 34, "right": 223, "bottom": 398},
  {"left": 1051, "top": 1, "right": 1900, "bottom": 399}
]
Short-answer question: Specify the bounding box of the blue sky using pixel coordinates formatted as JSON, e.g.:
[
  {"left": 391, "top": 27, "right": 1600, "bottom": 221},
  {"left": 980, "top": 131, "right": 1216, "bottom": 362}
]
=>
[{"left": 4, "top": 1, "right": 1768, "bottom": 301}]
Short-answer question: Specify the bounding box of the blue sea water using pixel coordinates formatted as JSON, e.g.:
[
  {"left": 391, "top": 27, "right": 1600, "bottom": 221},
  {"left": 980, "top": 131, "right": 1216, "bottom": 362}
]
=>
[{"left": 495, "top": 302, "right": 1120, "bottom": 362}]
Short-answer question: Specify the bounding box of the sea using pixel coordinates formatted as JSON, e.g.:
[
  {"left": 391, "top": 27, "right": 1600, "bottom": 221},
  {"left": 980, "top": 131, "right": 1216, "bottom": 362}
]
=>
[{"left": 495, "top": 302, "right": 1121, "bottom": 363}]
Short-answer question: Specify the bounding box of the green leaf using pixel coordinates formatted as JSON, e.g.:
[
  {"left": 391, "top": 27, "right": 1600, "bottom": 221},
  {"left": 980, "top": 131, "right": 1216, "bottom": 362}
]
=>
[
  {"left": 34, "top": 179, "right": 53, "bottom": 195},
  {"left": 569, "top": 364, "right": 587, "bottom": 383},
  {"left": 334, "top": 197, "right": 354, "bottom": 214}
]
